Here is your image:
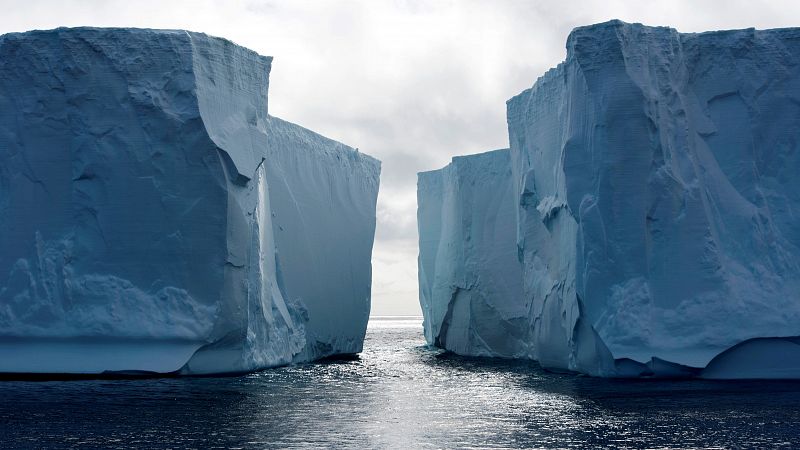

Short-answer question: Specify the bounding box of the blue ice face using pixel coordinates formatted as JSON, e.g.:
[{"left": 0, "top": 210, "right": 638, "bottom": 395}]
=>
[
  {"left": 419, "top": 20, "right": 800, "bottom": 379},
  {"left": 0, "top": 28, "right": 380, "bottom": 375}
]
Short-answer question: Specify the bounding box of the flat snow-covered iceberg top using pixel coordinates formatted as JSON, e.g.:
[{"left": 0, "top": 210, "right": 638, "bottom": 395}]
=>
[
  {"left": 506, "top": 20, "right": 800, "bottom": 378},
  {"left": 0, "top": 28, "right": 380, "bottom": 375}
]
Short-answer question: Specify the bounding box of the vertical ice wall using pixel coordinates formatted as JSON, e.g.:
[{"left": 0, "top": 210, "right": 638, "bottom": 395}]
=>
[
  {"left": 419, "top": 20, "right": 800, "bottom": 378},
  {"left": 417, "top": 150, "right": 527, "bottom": 358},
  {"left": 506, "top": 20, "right": 800, "bottom": 377},
  {"left": 262, "top": 117, "right": 379, "bottom": 362},
  {"left": 0, "top": 28, "right": 380, "bottom": 375}
]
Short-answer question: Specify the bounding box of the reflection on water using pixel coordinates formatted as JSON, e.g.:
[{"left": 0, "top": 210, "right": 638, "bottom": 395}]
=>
[{"left": 1, "top": 317, "right": 800, "bottom": 448}]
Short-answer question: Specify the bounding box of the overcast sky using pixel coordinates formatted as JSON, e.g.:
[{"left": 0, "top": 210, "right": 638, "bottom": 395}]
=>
[{"left": 3, "top": 0, "right": 799, "bottom": 315}]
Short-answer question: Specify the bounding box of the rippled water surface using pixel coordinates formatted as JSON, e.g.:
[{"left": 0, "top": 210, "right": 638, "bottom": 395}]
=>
[{"left": 2, "top": 317, "right": 800, "bottom": 448}]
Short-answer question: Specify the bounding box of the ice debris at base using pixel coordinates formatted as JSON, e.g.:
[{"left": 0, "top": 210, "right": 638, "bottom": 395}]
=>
[
  {"left": 418, "top": 20, "right": 800, "bottom": 379},
  {"left": 0, "top": 28, "right": 380, "bottom": 375}
]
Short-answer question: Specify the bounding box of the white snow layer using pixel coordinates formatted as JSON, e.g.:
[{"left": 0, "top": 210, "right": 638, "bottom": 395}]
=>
[
  {"left": 418, "top": 20, "right": 800, "bottom": 378},
  {"left": 0, "top": 28, "right": 380, "bottom": 375}
]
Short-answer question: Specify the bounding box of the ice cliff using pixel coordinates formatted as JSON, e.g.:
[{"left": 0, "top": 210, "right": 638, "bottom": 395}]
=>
[
  {"left": 0, "top": 28, "right": 380, "bottom": 375},
  {"left": 418, "top": 150, "right": 526, "bottom": 358},
  {"left": 419, "top": 21, "right": 800, "bottom": 378}
]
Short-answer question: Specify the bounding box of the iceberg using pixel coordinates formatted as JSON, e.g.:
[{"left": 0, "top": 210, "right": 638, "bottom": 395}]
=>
[
  {"left": 418, "top": 150, "right": 526, "bottom": 358},
  {"left": 0, "top": 28, "right": 380, "bottom": 375},
  {"left": 419, "top": 20, "right": 800, "bottom": 378}
]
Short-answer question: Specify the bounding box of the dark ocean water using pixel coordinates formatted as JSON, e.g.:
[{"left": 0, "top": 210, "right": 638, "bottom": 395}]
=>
[{"left": 1, "top": 317, "right": 800, "bottom": 449}]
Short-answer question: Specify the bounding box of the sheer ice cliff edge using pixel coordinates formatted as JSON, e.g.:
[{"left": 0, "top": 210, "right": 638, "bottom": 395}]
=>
[
  {"left": 0, "top": 28, "right": 380, "bottom": 375},
  {"left": 418, "top": 20, "right": 800, "bottom": 379}
]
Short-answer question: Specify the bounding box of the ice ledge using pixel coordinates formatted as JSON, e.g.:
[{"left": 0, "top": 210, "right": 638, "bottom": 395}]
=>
[{"left": 0, "top": 338, "right": 203, "bottom": 374}]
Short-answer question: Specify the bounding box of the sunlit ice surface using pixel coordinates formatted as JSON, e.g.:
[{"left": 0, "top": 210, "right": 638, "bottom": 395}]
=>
[{"left": 1, "top": 318, "right": 799, "bottom": 448}]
